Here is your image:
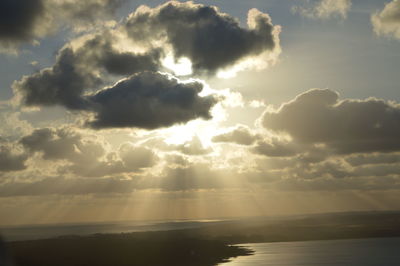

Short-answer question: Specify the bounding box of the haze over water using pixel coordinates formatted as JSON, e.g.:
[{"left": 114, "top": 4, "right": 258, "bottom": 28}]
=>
[{"left": 221, "top": 237, "right": 400, "bottom": 266}]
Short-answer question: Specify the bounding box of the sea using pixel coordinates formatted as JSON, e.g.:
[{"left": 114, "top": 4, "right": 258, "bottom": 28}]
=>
[{"left": 220, "top": 237, "right": 400, "bottom": 266}]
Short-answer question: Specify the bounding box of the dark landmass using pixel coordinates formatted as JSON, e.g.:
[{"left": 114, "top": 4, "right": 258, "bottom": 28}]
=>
[
  {"left": 6, "top": 236, "right": 251, "bottom": 266},
  {"left": 4, "top": 211, "right": 400, "bottom": 266}
]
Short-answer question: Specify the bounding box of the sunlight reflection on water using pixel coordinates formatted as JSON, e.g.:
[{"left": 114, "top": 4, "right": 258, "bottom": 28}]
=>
[{"left": 220, "top": 237, "right": 400, "bottom": 266}]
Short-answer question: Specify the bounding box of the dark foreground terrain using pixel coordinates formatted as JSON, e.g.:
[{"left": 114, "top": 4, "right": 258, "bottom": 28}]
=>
[
  {"left": 3, "top": 211, "right": 400, "bottom": 266},
  {"left": 5, "top": 235, "right": 250, "bottom": 266}
]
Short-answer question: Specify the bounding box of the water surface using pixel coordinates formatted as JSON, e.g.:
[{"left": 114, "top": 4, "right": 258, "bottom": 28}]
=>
[{"left": 221, "top": 237, "right": 400, "bottom": 265}]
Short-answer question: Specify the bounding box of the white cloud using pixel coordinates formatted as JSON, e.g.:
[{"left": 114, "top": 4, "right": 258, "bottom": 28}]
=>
[
  {"left": 293, "top": 0, "right": 351, "bottom": 20},
  {"left": 372, "top": 0, "right": 400, "bottom": 39}
]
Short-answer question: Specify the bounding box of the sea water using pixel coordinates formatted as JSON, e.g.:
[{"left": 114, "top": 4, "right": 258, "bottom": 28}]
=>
[{"left": 220, "top": 237, "right": 400, "bottom": 265}]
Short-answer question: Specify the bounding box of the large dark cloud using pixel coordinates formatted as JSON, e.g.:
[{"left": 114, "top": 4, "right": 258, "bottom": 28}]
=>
[
  {"left": 262, "top": 89, "right": 400, "bottom": 154},
  {"left": 0, "top": 0, "right": 125, "bottom": 51},
  {"left": 125, "top": 1, "right": 280, "bottom": 74},
  {"left": 13, "top": 47, "right": 99, "bottom": 109},
  {"left": 0, "top": 0, "right": 45, "bottom": 47},
  {"left": 87, "top": 72, "right": 218, "bottom": 129},
  {"left": 13, "top": 34, "right": 162, "bottom": 109}
]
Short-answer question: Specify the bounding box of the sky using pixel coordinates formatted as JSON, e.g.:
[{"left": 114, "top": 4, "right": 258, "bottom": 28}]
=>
[{"left": 1, "top": 0, "right": 400, "bottom": 226}]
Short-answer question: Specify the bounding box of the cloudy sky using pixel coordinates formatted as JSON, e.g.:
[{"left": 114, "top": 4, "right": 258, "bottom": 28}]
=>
[{"left": 1, "top": 0, "right": 400, "bottom": 226}]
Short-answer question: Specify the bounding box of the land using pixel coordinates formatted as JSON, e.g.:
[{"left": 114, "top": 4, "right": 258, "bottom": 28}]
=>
[{"left": 4, "top": 211, "right": 400, "bottom": 266}]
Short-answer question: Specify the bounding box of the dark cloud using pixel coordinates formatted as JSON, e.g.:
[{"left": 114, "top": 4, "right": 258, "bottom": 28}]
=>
[
  {"left": 13, "top": 35, "right": 162, "bottom": 109},
  {"left": 0, "top": 145, "right": 27, "bottom": 172},
  {"left": 372, "top": 0, "right": 400, "bottom": 39},
  {"left": 87, "top": 72, "right": 218, "bottom": 129},
  {"left": 125, "top": 1, "right": 280, "bottom": 74},
  {"left": 13, "top": 47, "right": 99, "bottom": 109},
  {"left": 0, "top": 0, "right": 125, "bottom": 51},
  {"left": 262, "top": 88, "right": 400, "bottom": 154},
  {"left": 0, "top": 0, "right": 48, "bottom": 50},
  {"left": 20, "top": 127, "right": 105, "bottom": 163},
  {"left": 73, "top": 34, "right": 163, "bottom": 76},
  {"left": 345, "top": 153, "right": 400, "bottom": 167},
  {"left": 353, "top": 163, "right": 400, "bottom": 178},
  {"left": 253, "top": 139, "right": 299, "bottom": 157},
  {"left": 212, "top": 125, "right": 260, "bottom": 145}
]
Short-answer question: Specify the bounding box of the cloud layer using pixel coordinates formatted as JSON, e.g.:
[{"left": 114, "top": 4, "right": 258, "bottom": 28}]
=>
[{"left": 3, "top": 1, "right": 400, "bottom": 205}]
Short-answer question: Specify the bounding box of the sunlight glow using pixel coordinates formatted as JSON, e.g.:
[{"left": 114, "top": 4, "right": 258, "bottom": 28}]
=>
[
  {"left": 162, "top": 104, "right": 226, "bottom": 147},
  {"left": 162, "top": 55, "right": 193, "bottom": 76}
]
